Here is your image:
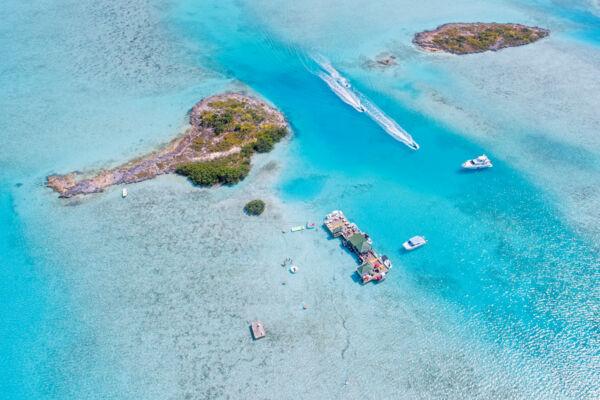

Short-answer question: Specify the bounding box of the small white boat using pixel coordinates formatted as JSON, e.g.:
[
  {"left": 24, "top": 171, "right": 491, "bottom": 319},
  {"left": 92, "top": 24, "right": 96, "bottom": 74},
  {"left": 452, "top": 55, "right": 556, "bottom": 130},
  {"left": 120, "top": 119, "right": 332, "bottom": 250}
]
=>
[
  {"left": 381, "top": 255, "right": 392, "bottom": 269},
  {"left": 122, "top": 188, "right": 127, "bottom": 198},
  {"left": 403, "top": 236, "right": 427, "bottom": 251},
  {"left": 462, "top": 155, "right": 492, "bottom": 169},
  {"left": 289, "top": 265, "right": 298, "bottom": 274}
]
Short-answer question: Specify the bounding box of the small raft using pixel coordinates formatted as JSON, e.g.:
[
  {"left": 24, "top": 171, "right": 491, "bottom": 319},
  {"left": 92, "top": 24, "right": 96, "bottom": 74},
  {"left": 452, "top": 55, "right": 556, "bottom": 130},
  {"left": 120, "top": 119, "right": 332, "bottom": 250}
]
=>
[
  {"left": 251, "top": 321, "right": 266, "bottom": 340},
  {"left": 290, "top": 222, "right": 316, "bottom": 232}
]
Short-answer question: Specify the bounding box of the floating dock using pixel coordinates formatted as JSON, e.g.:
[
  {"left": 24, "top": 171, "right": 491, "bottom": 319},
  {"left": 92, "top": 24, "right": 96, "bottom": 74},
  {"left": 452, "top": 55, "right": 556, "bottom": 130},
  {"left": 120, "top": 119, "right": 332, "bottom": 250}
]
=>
[
  {"left": 324, "top": 210, "right": 392, "bottom": 284},
  {"left": 251, "top": 321, "right": 266, "bottom": 340},
  {"left": 284, "top": 222, "right": 316, "bottom": 233}
]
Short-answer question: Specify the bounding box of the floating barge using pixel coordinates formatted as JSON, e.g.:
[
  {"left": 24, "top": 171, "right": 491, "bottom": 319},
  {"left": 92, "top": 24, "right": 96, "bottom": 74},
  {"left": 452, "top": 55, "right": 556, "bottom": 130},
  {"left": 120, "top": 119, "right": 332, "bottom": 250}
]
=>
[
  {"left": 324, "top": 210, "right": 392, "bottom": 284},
  {"left": 251, "top": 321, "right": 266, "bottom": 340}
]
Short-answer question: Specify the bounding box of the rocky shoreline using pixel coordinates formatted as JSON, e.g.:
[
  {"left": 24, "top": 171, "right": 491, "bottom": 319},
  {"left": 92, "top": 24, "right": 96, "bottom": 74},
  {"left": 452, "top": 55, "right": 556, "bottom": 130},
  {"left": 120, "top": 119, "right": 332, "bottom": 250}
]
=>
[
  {"left": 414, "top": 23, "right": 549, "bottom": 55},
  {"left": 46, "top": 93, "right": 287, "bottom": 198}
]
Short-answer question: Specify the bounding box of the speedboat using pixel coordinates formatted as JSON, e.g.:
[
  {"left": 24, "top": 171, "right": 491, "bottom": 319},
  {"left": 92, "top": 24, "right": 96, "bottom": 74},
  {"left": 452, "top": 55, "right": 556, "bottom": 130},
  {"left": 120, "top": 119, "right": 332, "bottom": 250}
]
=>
[
  {"left": 407, "top": 141, "right": 420, "bottom": 150},
  {"left": 338, "top": 77, "right": 351, "bottom": 88},
  {"left": 381, "top": 255, "right": 392, "bottom": 269},
  {"left": 122, "top": 188, "right": 127, "bottom": 198},
  {"left": 462, "top": 155, "right": 492, "bottom": 169},
  {"left": 403, "top": 236, "right": 427, "bottom": 251}
]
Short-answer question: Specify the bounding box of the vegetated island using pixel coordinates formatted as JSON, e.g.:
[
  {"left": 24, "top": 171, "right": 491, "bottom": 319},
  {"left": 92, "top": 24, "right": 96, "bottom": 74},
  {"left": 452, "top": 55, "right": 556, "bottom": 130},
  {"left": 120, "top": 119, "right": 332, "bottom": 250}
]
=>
[
  {"left": 413, "top": 23, "right": 549, "bottom": 55},
  {"left": 46, "top": 94, "right": 288, "bottom": 197}
]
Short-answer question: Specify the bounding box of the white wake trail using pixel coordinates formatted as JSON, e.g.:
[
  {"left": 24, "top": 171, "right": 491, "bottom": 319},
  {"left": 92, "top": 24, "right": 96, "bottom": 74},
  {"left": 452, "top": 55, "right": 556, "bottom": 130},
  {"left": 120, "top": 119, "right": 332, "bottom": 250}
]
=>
[
  {"left": 312, "top": 54, "right": 351, "bottom": 88},
  {"left": 317, "top": 72, "right": 365, "bottom": 113},
  {"left": 360, "top": 97, "right": 419, "bottom": 150},
  {"left": 308, "top": 53, "right": 419, "bottom": 150}
]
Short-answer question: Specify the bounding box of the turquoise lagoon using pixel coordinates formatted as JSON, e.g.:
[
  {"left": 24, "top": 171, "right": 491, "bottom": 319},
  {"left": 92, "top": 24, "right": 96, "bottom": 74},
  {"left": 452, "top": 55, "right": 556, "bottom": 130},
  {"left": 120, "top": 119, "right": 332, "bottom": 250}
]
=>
[{"left": 1, "top": 0, "right": 600, "bottom": 398}]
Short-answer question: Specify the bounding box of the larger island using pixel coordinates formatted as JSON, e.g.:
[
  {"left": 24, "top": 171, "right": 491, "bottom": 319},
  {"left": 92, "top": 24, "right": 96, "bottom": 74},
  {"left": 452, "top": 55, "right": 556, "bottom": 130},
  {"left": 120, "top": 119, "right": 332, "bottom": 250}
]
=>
[
  {"left": 414, "top": 23, "right": 549, "bottom": 55},
  {"left": 47, "top": 94, "right": 288, "bottom": 197}
]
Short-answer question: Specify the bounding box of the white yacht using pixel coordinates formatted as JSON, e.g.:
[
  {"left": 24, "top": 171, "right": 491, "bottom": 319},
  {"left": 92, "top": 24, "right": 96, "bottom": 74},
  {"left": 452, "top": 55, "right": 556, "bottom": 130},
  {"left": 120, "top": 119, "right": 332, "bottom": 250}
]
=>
[
  {"left": 403, "top": 236, "right": 427, "bottom": 251},
  {"left": 122, "top": 188, "right": 127, "bottom": 198},
  {"left": 462, "top": 155, "right": 492, "bottom": 169}
]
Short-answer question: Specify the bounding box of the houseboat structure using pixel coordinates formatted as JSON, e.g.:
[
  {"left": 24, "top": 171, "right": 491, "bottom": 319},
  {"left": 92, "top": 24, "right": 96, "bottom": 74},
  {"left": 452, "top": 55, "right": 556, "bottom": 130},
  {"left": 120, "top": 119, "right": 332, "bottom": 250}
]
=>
[{"left": 324, "top": 210, "right": 392, "bottom": 284}]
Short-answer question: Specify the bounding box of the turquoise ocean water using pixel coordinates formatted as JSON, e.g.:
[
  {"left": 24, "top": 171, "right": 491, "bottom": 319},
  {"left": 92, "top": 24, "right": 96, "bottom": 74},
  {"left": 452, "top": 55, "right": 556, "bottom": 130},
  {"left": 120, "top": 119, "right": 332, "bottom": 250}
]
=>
[{"left": 1, "top": 0, "right": 600, "bottom": 398}]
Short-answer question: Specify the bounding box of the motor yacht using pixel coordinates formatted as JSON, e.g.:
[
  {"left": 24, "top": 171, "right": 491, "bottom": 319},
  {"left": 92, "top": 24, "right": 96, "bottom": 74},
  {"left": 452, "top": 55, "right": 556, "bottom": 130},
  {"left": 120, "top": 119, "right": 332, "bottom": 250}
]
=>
[{"left": 462, "top": 155, "right": 492, "bottom": 169}]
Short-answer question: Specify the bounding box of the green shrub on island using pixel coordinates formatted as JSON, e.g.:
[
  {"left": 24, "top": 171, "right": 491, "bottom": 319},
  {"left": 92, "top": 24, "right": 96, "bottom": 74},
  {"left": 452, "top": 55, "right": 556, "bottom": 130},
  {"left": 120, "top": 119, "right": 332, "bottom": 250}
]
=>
[
  {"left": 201, "top": 99, "right": 268, "bottom": 135},
  {"left": 244, "top": 199, "right": 265, "bottom": 216},
  {"left": 252, "top": 126, "right": 287, "bottom": 153},
  {"left": 177, "top": 97, "right": 288, "bottom": 187},
  {"left": 175, "top": 156, "right": 250, "bottom": 186},
  {"left": 432, "top": 26, "right": 540, "bottom": 53},
  {"left": 202, "top": 110, "right": 234, "bottom": 134},
  {"left": 419, "top": 23, "right": 548, "bottom": 55},
  {"left": 176, "top": 125, "right": 287, "bottom": 187},
  {"left": 196, "top": 100, "right": 287, "bottom": 155}
]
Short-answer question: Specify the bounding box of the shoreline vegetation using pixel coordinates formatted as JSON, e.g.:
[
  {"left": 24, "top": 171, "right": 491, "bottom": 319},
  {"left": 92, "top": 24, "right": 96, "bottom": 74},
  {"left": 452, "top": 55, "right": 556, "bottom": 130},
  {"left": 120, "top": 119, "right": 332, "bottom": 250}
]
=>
[
  {"left": 414, "top": 23, "right": 549, "bottom": 55},
  {"left": 46, "top": 94, "right": 288, "bottom": 197}
]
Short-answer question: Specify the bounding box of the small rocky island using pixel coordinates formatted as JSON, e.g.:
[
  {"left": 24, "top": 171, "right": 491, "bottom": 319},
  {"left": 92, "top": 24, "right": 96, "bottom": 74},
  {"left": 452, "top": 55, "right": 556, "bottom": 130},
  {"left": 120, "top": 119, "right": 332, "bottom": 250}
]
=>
[
  {"left": 414, "top": 23, "right": 549, "bottom": 55},
  {"left": 47, "top": 94, "right": 288, "bottom": 197}
]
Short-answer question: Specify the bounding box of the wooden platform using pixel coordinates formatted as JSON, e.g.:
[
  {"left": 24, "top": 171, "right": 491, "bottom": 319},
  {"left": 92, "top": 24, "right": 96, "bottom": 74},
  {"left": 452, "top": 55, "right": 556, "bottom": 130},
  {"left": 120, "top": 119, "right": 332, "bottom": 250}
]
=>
[
  {"left": 251, "top": 321, "right": 266, "bottom": 340},
  {"left": 324, "top": 210, "right": 392, "bottom": 285}
]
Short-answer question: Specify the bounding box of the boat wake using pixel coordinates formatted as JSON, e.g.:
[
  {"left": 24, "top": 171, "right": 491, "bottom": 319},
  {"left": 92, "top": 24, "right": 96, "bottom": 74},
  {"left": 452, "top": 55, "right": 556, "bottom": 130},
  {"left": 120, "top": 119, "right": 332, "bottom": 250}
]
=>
[
  {"left": 360, "top": 97, "right": 419, "bottom": 150},
  {"left": 307, "top": 53, "right": 419, "bottom": 150},
  {"left": 317, "top": 71, "right": 365, "bottom": 113},
  {"left": 312, "top": 54, "right": 352, "bottom": 88}
]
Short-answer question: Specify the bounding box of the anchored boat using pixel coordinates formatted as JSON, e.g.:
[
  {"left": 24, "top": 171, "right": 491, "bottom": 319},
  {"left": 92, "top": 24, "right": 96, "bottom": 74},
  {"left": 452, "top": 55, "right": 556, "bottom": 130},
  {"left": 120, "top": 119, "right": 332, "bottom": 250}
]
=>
[
  {"left": 381, "top": 255, "right": 392, "bottom": 269},
  {"left": 403, "top": 236, "right": 427, "bottom": 251},
  {"left": 122, "top": 188, "right": 127, "bottom": 198},
  {"left": 462, "top": 154, "right": 492, "bottom": 169}
]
